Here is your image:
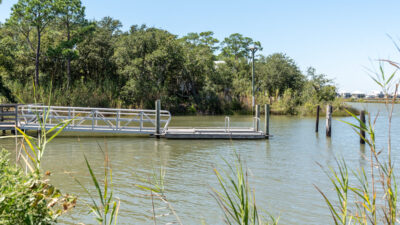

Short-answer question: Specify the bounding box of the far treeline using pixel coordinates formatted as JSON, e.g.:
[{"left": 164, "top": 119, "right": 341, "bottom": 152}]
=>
[{"left": 0, "top": 0, "right": 347, "bottom": 115}]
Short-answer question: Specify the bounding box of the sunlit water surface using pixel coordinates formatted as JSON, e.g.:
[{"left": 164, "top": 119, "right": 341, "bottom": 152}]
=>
[{"left": 1, "top": 103, "right": 400, "bottom": 225}]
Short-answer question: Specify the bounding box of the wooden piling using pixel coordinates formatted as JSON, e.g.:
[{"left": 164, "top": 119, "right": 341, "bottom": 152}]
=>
[
  {"left": 265, "top": 104, "right": 270, "bottom": 139},
  {"left": 315, "top": 105, "right": 320, "bottom": 132},
  {"left": 326, "top": 105, "right": 332, "bottom": 137},
  {"left": 155, "top": 99, "right": 161, "bottom": 138},
  {"left": 255, "top": 105, "right": 260, "bottom": 131},
  {"left": 360, "top": 110, "right": 366, "bottom": 144}
]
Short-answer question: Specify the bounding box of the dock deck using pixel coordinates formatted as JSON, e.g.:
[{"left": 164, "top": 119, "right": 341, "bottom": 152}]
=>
[{"left": 163, "top": 128, "right": 266, "bottom": 139}]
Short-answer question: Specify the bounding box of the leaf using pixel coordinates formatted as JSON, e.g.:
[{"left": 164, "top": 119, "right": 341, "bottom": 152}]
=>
[
  {"left": 84, "top": 154, "right": 105, "bottom": 207},
  {"left": 15, "top": 127, "right": 39, "bottom": 156},
  {"left": 47, "top": 119, "right": 73, "bottom": 143}
]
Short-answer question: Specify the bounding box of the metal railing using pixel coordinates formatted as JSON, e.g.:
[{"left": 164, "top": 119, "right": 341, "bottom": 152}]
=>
[{"left": 18, "top": 105, "right": 171, "bottom": 134}]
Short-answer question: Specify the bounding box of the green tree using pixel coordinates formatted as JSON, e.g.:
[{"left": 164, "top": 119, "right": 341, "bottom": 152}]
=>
[
  {"left": 114, "top": 26, "right": 186, "bottom": 109},
  {"left": 303, "top": 67, "right": 336, "bottom": 103},
  {"left": 182, "top": 31, "right": 219, "bottom": 52},
  {"left": 256, "top": 53, "right": 305, "bottom": 97},
  {"left": 220, "top": 33, "right": 262, "bottom": 60},
  {"left": 75, "top": 17, "right": 120, "bottom": 83},
  {"left": 56, "top": 0, "right": 85, "bottom": 88},
  {"left": 8, "top": 0, "right": 57, "bottom": 86}
]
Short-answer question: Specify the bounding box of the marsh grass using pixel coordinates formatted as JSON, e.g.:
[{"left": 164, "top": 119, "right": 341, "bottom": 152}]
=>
[
  {"left": 212, "top": 152, "right": 278, "bottom": 225},
  {"left": 316, "top": 44, "right": 400, "bottom": 224},
  {"left": 132, "top": 164, "right": 183, "bottom": 225},
  {"left": 74, "top": 143, "right": 120, "bottom": 225}
]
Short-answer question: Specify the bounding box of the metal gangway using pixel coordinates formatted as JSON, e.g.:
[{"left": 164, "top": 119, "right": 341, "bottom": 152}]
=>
[{"left": 17, "top": 105, "right": 171, "bottom": 134}]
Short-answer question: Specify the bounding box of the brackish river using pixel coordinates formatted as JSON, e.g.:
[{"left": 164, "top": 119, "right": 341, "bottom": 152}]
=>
[{"left": 1, "top": 103, "right": 400, "bottom": 224}]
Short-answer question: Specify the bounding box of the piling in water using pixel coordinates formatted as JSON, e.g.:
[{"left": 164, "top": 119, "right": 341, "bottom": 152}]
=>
[
  {"left": 315, "top": 105, "right": 320, "bottom": 133},
  {"left": 326, "top": 105, "right": 332, "bottom": 137},
  {"left": 255, "top": 105, "right": 260, "bottom": 132},
  {"left": 265, "top": 104, "right": 270, "bottom": 139}
]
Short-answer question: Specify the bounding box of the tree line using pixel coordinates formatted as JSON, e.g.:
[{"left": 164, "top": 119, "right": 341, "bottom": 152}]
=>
[{"left": 0, "top": 0, "right": 337, "bottom": 114}]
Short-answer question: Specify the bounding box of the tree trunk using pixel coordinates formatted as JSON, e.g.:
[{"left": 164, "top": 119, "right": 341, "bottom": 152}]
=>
[{"left": 35, "top": 27, "right": 41, "bottom": 87}]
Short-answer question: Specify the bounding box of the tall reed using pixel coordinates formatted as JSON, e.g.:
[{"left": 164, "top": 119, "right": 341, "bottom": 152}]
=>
[
  {"left": 74, "top": 143, "right": 120, "bottom": 225},
  {"left": 133, "top": 164, "right": 183, "bottom": 225},
  {"left": 317, "top": 45, "right": 399, "bottom": 224},
  {"left": 212, "top": 152, "right": 278, "bottom": 225}
]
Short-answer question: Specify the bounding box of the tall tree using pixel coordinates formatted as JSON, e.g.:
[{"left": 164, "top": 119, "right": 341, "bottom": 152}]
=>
[
  {"left": 220, "top": 33, "right": 262, "bottom": 60},
  {"left": 56, "top": 0, "right": 85, "bottom": 88},
  {"left": 256, "top": 53, "right": 305, "bottom": 96},
  {"left": 8, "top": 0, "right": 56, "bottom": 86},
  {"left": 182, "top": 31, "right": 219, "bottom": 52}
]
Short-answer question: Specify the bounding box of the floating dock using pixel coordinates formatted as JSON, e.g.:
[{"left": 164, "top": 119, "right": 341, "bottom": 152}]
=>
[
  {"left": 0, "top": 103, "right": 270, "bottom": 140},
  {"left": 163, "top": 128, "right": 266, "bottom": 139}
]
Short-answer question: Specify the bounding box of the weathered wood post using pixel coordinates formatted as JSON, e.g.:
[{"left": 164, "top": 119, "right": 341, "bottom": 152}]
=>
[
  {"left": 326, "top": 105, "right": 332, "bottom": 137},
  {"left": 265, "top": 104, "right": 270, "bottom": 139},
  {"left": 155, "top": 99, "right": 161, "bottom": 138},
  {"left": 255, "top": 105, "right": 260, "bottom": 131},
  {"left": 360, "top": 110, "right": 366, "bottom": 144},
  {"left": 315, "top": 105, "right": 320, "bottom": 132}
]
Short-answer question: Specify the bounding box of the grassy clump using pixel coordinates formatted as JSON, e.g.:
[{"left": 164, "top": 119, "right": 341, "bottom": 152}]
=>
[{"left": 212, "top": 152, "right": 278, "bottom": 225}]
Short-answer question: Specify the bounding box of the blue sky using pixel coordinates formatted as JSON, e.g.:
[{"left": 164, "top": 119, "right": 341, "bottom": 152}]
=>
[{"left": 1, "top": 0, "right": 400, "bottom": 92}]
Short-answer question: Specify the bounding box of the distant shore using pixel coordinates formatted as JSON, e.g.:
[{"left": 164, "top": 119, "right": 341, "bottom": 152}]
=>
[{"left": 343, "top": 98, "right": 400, "bottom": 104}]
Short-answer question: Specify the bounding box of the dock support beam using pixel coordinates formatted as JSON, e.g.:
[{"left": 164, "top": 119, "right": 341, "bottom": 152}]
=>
[
  {"left": 360, "top": 110, "right": 366, "bottom": 144},
  {"left": 265, "top": 104, "right": 270, "bottom": 139},
  {"left": 315, "top": 105, "right": 320, "bottom": 132},
  {"left": 326, "top": 105, "right": 332, "bottom": 137},
  {"left": 155, "top": 99, "right": 161, "bottom": 138},
  {"left": 255, "top": 105, "right": 260, "bottom": 131}
]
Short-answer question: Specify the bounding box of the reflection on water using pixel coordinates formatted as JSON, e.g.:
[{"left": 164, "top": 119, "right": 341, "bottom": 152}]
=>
[{"left": 0, "top": 103, "right": 399, "bottom": 224}]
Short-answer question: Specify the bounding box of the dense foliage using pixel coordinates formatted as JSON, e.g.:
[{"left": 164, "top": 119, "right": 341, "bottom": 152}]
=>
[
  {"left": 0, "top": 0, "right": 339, "bottom": 115},
  {"left": 0, "top": 149, "right": 75, "bottom": 224}
]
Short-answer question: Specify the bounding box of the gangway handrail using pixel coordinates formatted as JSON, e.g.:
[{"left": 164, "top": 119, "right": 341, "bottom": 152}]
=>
[{"left": 17, "top": 104, "right": 172, "bottom": 134}]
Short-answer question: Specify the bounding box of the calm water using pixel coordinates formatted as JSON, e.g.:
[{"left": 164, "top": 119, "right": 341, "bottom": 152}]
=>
[{"left": 1, "top": 103, "right": 400, "bottom": 225}]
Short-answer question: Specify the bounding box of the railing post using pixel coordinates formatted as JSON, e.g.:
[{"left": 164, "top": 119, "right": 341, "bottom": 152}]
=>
[
  {"left": 326, "top": 105, "right": 332, "bottom": 137},
  {"left": 360, "top": 110, "right": 366, "bottom": 144},
  {"left": 140, "top": 112, "right": 143, "bottom": 131},
  {"left": 15, "top": 105, "right": 18, "bottom": 128},
  {"left": 265, "top": 104, "right": 270, "bottom": 139},
  {"left": 116, "top": 110, "right": 120, "bottom": 130},
  {"left": 92, "top": 109, "right": 95, "bottom": 130},
  {"left": 95, "top": 110, "right": 98, "bottom": 127},
  {"left": 72, "top": 109, "right": 75, "bottom": 126},
  {"left": 255, "top": 105, "right": 260, "bottom": 132},
  {"left": 155, "top": 100, "right": 161, "bottom": 138}
]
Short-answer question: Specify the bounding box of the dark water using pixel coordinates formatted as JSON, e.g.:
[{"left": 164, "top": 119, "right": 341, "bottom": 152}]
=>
[{"left": 1, "top": 103, "right": 399, "bottom": 224}]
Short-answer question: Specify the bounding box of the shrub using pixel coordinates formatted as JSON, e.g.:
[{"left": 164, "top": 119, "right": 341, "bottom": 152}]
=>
[{"left": 0, "top": 149, "right": 75, "bottom": 224}]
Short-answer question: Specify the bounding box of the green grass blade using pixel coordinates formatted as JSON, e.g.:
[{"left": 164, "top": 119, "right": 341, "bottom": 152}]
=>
[{"left": 84, "top": 154, "right": 105, "bottom": 207}]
